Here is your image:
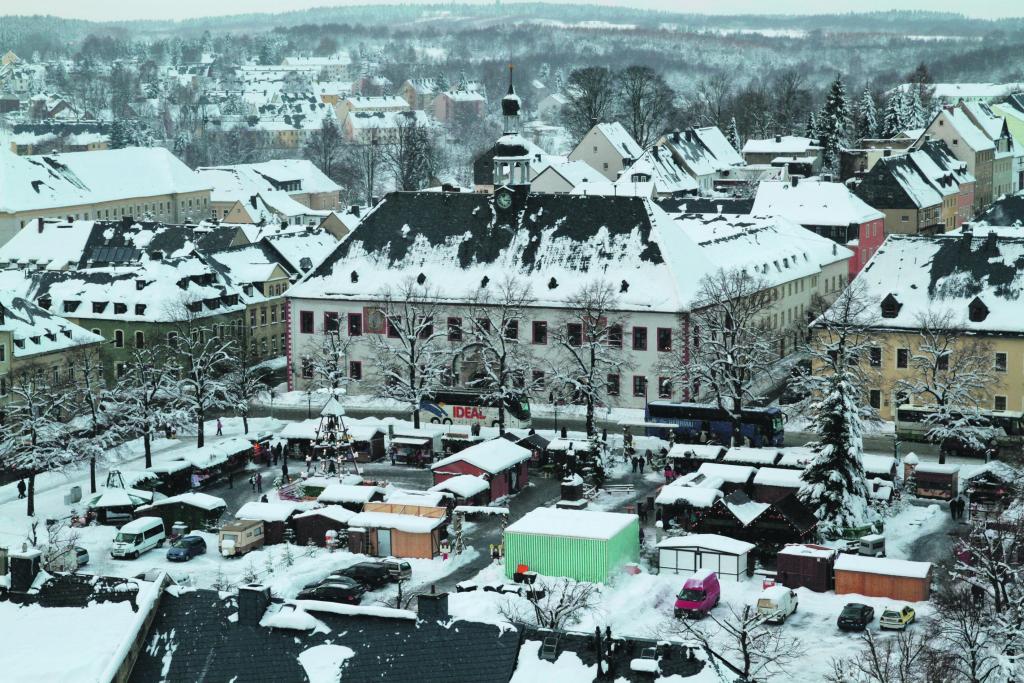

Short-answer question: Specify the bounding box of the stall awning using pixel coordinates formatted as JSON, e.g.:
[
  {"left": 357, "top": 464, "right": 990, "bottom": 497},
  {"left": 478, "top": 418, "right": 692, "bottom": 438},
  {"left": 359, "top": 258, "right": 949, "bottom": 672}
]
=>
[{"left": 392, "top": 437, "right": 430, "bottom": 446}]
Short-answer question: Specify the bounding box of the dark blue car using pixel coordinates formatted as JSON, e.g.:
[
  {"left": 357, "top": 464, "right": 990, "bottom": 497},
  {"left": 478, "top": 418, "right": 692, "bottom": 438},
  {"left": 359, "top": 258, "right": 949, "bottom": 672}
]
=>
[{"left": 167, "top": 535, "right": 207, "bottom": 562}]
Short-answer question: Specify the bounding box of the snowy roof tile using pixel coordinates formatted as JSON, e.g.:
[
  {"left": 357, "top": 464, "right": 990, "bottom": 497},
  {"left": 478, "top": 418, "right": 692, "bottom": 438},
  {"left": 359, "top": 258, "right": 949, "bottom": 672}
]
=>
[
  {"left": 834, "top": 554, "right": 932, "bottom": 579},
  {"left": 429, "top": 474, "right": 490, "bottom": 498},
  {"left": 505, "top": 507, "right": 637, "bottom": 540},
  {"left": 593, "top": 122, "right": 643, "bottom": 159},
  {"left": 742, "top": 135, "right": 820, "bottom": 155},
  {"left": 0, "top": 293, "right": 102, "bottom": 358},
  {"left": 196, "top": 160, "right": 341, "bottom": 205},
  {"left": 432, "top": 438, "right": 531, "bottom": 474},
  {"left": 656, "top": 533, "right": 755, "bottom": 554},
  {"left": 752, "top": 179, "right": 884, "bottom": 227},
  {"left": 236, "top": 501, "right": 300, "bottom": 523}
]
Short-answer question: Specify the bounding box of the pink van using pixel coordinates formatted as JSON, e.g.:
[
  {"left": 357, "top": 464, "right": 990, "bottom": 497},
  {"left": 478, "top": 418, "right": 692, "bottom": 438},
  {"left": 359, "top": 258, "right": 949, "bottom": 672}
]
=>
[{"left": 674, "top": 570, "right": 721, "bottom": 619}]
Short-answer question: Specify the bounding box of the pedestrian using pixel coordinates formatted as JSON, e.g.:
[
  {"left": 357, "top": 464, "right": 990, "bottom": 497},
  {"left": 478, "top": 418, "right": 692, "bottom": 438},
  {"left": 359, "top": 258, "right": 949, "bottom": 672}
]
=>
[
  {"left": 957, "top": 497, "right": 966, "bottom": 520},
  {"left": 639, "top": 526, "right": 645, "bottom": 544},
  {"left": 17, "top": 479, "right": 26, "bottom": 499},
  {"left": 664, "top": 464, "right": 673, "bottom": 484},
  {"left": 639, "top": 456, "right": 645, "bottom": 474},
  {"left": 560, "top": 426, "right": 568, "bottom": 439},
  {"left": 282, "top": 460, "right": 290, "bottom": 484},
  {"left": 630, "top": 456, "right": 637, "bottom": 473},
  {"left": 249, "top": 475, "right": 256, "bottom": 492},
  {"left": 950, "top": 498, "right": 958, "bottom": 520},
  {"left": 256, "top": 472, "right": 263, "bottom": 493},
  {"left": 260, "top": 494, "right": 268, "bottom": 503},
  {"left": 667, "top": 428, "right": 676, "bottom": 445},
  {"left": 216, "top": 418, "right": 223, "bottom": 436},
  {"left": 305, "top": 454, "right": 312, "bottom": 473},
  {"left": 601, "top": 427, "right": 608, "bottom": 443}
]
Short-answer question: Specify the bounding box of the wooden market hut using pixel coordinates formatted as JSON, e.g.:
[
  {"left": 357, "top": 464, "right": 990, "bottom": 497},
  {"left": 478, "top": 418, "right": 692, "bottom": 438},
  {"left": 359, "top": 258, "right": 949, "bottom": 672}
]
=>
[
  {"left": 834, "top": 555, "right": 933, "bottom": 602},
  {"left": 965, "top": 462, "right": 1019, "bottom": 521},
  {"left": 235, "top": 501, "right": 300, "bottom": 545},
  {"left": 346, "top": 502, "right": 448, "bottom": 559},
  {"left": 135, "top": 492, "right": 227, "bottom": 534},
  {"left": 776, "top": 544, "right": 838, "bottom": 592},
  {"left": 695, "top": 463, "right": 756, "bottom": 496},
  {"left": 431, "top": 438, "right": 531, "bottom": 503},
  {"left": 722, "top": 447, "right": 783, "bottom": 469},
  {"left": 752, "top": 468, "right": 804, "bottom": 503},
  {"left": 913, "top": 463, "right": 960, "bottom": 500},
  {"left": 698, "top": 491, "right": 817, "bottom": 550},
  {"left": 667, "top": 444, "right": 727, "bottom": 475},
  {"left": 293, "top": 506, "right": 356, "bottom": 547},
  {"left": 429, "top": 474, "right": 491, "bottom": 506},
  {"left": 656, "top": 534, "right": 755, "bottom": 581},
  {"left": 348, "top": 424, "right": 386, "bottom": 462},
  {"left": 654, "top": 473, "right": 724, "bottom": 532},
  {"left": 139, "top": 461, "right": 193, "bottom": 496}
]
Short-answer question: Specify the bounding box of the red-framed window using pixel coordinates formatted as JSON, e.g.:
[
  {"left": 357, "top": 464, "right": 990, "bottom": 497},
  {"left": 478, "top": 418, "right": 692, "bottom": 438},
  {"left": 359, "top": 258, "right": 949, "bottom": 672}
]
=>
[
  {"left": 607, "top": 373, "right": 620, "bottom": 396},
  {"left": 299, "top": 310, "right": 314, "bottom": 334},
  {"left": 632, "top": 375, "right": 647, "bottom": 397},
  {"left": 658, "top": 377, "right": 672, "bottom": 399},
  {"left": 532, "top": 321, "right": 548, "bottom": 344},
  {"left": 349, "top": 361, "right": 362, "bottom": 380},
  {"left": 347, "top": 312, "right": 363, "bottom": 336},
  {"left": 657, "top": 327, "right": 672, "bottom": 352},
  {"left": 447, "top": 317, "right": 462, "bottom": 342},
  {"left": 632, "top": 326, "right": 647, "bottom": 351},
  {"left": 324, "top": 312, "right": 340, "bottom": 332}
]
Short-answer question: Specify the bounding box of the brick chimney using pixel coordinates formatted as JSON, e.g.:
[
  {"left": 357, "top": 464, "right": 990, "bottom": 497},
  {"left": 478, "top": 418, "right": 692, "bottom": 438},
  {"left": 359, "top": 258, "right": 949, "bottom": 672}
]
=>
[
  {"left": 417, "top": 585, "right": 449, "bottom": 624},
  {"left": 238, "top": 584, "right": 271, "bottom": 625}
]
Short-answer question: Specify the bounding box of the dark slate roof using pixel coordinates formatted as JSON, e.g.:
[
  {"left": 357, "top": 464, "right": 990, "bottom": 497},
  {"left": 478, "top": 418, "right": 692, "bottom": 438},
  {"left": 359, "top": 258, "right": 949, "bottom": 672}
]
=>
[
  {"left": 308, "top": 189, "right": 662, "bottom": 278},
  {"left": 130, "top": 589, "right": 523, "bottom": 683},
  {"left": 76, "top": 220, "right": 242, "bottom": 268},
  {"left": 772, "top": 493, "right": 818, "bottom": 534},
  {"left": 657, "top": 196, "right": 754, "bottom": 214},
  {"left": 976, "top": 193, "right": 1024, "bottom": 227},
  {"left": 853, "top": 155, "right": 920, "bottom": 211}
]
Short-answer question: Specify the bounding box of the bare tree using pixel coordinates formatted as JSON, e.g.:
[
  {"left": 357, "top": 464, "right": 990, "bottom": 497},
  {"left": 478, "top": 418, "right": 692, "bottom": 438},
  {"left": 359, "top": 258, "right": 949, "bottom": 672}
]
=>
[
  {"left": 339, "top": 139, "right": 385, "bottom": 206},
  {"left": 797, "top": 282, "right": 878, "bottom": 537},
  {"left": 663, "top": 605, "right": 805, "bottom": 682},
  {"left": 305, "top": 325, "right": 357, "bottom": 395},
  {"left": 385, "top": 115, "right": 439, "bottom": 191},
  {"left": 825, "top": 629, "right": 943, "bottom": 683},
  {"left": 0, "top": 372, "right": 73, "bottom": 517},
  {"left": 111, "top": 346, "right": 187, "bottom": 469},
  {"left": 66, "top": 347, "right": 119, "bottom": 494},
  {"left": 561, "top": 66, "right": 617, "bottom": 142},
  {"left": 497, "top": 578, "right": 600, "bottom": 630},
  {"left": 366, "top": 278, "right": 451, "bottom": 429},
  {"left": 896, "top": 309, "right": 1000, "bottom": 463},
  {"left": 165, "top": 301, "right": 236, "bottom": 448},
  {"left": 952, "top": 515, "right": 1024, "bottom": 615},
  {"left": 455, "top": 277, "right": 536, "bottom": 435},
  {"left": 772, "top": 69, "right": 812, "bottom": 135},
  {"left": 692, "top": 74, "right": 732, "bottom": 128},
  {"left": 617, "top": 65, "right": 675, "bottom": 148},
  {"left": 932, "top": 584, "right": 1017, "bottom": 683},
  {"left": 684, "top": 268, "right": 779, "bottom": 445},
  {"left": 304, "top": 115, "right": 346, "bottom": 182},
  {"left": 550, "top": 280, "right": 629, "bottom": 437}
]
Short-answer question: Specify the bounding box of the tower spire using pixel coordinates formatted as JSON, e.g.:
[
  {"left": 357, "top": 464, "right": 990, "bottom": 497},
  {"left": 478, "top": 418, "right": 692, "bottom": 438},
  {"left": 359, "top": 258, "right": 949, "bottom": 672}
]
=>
[{"left": 501, "top": 62, "right": 521, "bottom": 134}]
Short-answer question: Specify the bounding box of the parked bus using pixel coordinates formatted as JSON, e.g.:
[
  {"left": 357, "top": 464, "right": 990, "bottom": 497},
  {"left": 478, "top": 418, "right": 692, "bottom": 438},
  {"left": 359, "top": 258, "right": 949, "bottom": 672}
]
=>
[
  {"left": 419, "top": 390, "right": 532, "bottom": 429},
  {"left": 643, "top": 401, "right": 785, "bottom": 447},
  {"left": 895, "top": 404, "right": 1024, "bottom": 457}
]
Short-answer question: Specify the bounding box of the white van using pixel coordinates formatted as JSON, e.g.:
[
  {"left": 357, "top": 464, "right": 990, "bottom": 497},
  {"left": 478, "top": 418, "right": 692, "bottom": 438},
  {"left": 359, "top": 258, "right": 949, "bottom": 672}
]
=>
[
  {"left": 111, "top": 516, "right": 166, "bottom": 559},
  {"left": 756, "top": 585, "right": 799, "bottom": 624}
]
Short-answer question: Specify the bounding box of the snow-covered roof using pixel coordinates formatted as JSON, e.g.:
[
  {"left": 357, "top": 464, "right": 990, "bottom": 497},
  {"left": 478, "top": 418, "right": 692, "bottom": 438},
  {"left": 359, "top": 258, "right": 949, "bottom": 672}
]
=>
[
  {"left": 150, "top": 491, "right": 227, "bottom": 511},
  {"left": 506, "top": 507, "right": 637, "bottom": 540},
  {"left": 721, "top": 495, "right": 770, "bottom": 526},
  {"left": 668, "top": 443, "right": 726, "bottom": 461},
  {"left": 27, "top": 251, "right": 246, "bottom": 323},
  {"left": 294, "top": 505, "right": 356, "bottom": 524},
  {"left": 345, "top": 109, "right": 427, "bottom": 130},
  {"left": 592, "top": 122, "right": 643, "bottom": 159},
  {"left": 941, "top": 107, "right": 995, "bottom": 152},
  {"left": 237, "top": 501, "right": 299, "bottom": 523},
  {"left": 432, "top": 438, "right": 531, "bottom": 475},
  {"left": 862, "top": 454, "right": 897, "bottom": 476},
  {"left": 846, "top": 233, "right": 1024, "bottom": 334},
  {"left": 0, "top": 219, "right": 94, "bottom": 270},
  {"left": 317, "top": 484, "right": 381, "bottom": 505},
  {"left": 262, "top": 228, "right": 338, "bottom": 274},
  {"left": 777, "top": 543, "right": 837, "bottom": 559},
  {"left": 742, "top": 135, "right": 819, "bottom": 155},
  {"left": 696, "top": 463, "right": 756, "bottom": 484},
  {"left": 207, "top": 242, "right": 287, "bottom": 284},
  {"left": 914, "top": 462, "right": 961, "bottom": 475},
  {"left": 346, "top": 511, "right": 446, "bottom": 533},
  {"left": 722, "top": 446, "right": 781, "bottom": 466},
  {"left": 752, "top": 468, "right": 803, "bottom": 487},
  {"left": 384, "top": 489, "right": 448, "bottom": 507},
  {"left": 662, "top": 127, "right": 743, "bottom": 178},
  {"left": 196, "top": 159, "right": 340, "bottom": 204},
  {"left": 752, "top": 179, "right": 884, "bottom": 227},
  {"left": 655, "top": 485, "right": 723, "bottom": 507},
  {"left": 834, "top": 554, "right": 931, "bottom": 579},
  {"left": 429, "top": 474, "right": 490, "bottom": 498},
  {"left": 288, "top": 191, "right": 849, "bottom": 314},
  {"left": 0, "top": 292, "right": 102, "bottom": 358},
  {"left": 656, "top": 533, "right": 754, "bottom": 554},
  {"left": 0, "top": 147, "right": 210, "bottom": 214},
  {"left": 533, "top": 159, "right": 603, "bottom": 188},
  {"left": 620, "top": 145, "right": 699, "bottom": 194},
  {"left": 343, "top": 95, "right": 409, "bottom": 110}
]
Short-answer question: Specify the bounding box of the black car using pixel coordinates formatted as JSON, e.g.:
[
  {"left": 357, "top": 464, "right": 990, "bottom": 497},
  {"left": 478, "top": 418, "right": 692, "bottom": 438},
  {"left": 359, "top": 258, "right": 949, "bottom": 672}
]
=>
[
  {"left": 336, "top": 562, "right": 392, "bottom": 589},
  {"left": 837, "top": 603, "right": 875, "bottom": 631},
  {"left": 296, "top": 577, "right": 365, "bottom": 605}
]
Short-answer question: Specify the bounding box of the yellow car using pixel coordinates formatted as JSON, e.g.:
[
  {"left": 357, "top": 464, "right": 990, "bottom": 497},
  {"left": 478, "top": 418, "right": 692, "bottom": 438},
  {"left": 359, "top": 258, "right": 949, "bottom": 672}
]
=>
[{"left": 879, "top": 605, "right": 916, "bottom": 630}]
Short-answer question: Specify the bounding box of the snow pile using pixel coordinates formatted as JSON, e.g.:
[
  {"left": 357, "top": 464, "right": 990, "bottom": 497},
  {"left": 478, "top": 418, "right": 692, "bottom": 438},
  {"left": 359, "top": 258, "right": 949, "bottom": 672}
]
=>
[
  {"left": 297, "top": 644, "right": 354, "bottom": 683},
  {"left": 509, "top": 641, "right": 596, "bottom": 682},
  {"left": 261, "top": 604, "right": 328, "bottom": 632},
  {"left": 430, "top": 474, "right": 490, "bottom": 498}
]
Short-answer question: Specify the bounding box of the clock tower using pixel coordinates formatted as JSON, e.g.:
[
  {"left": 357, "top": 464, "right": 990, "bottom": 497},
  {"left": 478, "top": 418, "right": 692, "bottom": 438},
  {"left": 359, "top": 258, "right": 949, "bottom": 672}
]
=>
[{"left": 491, "top": 64, "right": 532, "bottom": 188}]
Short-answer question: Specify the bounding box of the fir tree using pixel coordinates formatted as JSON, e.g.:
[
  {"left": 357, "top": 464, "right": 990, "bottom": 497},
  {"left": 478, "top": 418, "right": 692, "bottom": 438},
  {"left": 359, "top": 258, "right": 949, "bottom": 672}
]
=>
[
  {"left": 817, "top": 74, "right": 852, "bottom": 174},
  {"left": 804, "top": 111, "right": 818, "bottom": 139},
  {"left": 904, "top": 87, "right": 926, "bottom": 129},
  {"left": 797, "top": 283, "right": 878, "bottom": 538},
  {"left": 855, "top": 87, "right": 878, "bottom": 140},
  {"left": 880, "top": 91, "right": 906, "bottom": 138},
  {"left": 727, "top": 116, "right": 741, "bottom": 152}
]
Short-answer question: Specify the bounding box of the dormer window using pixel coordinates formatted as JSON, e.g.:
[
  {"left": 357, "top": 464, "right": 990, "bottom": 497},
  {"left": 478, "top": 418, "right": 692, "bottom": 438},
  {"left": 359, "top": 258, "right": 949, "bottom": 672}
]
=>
[
  {"left": 64, "top": 300, "right": 80, "bottom": 313},
  {"left": 14, "top": 338, "right": 24, "bottom": 349},
  {"left": 92, "top": 301, "right": 107, "bottom": 313},
  {"left": 29, "top": 336, "right": 40, "bottom": 345},
  {"left": 113, "top": 303, "right": 127, "bottom": 314},
  {"left": 881, "top": 293, "right": 902, "bottom": 319},
  {"left": 45, "top": 331, "right": 56, "bottom": 342},
  {"left": 61, "top": 329, "right": 71, "bottom": 338},
  {"left": 136, "top": 279, "right": 145, "bottom": 291},
  {"left": 968, "top": 296, "right": 989, "bottom": 323},
  {"left": 135, "top": 304, "right": 147, "bottom": 315},
  {"left": 37, "top": 296, "right": 51, "bottom": 310}
]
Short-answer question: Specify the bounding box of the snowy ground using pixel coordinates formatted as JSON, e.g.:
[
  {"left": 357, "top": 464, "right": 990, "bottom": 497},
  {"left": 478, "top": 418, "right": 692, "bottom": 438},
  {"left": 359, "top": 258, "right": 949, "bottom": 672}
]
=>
[{"left": 450, "top": 561, "right": 935, "bottom": 683}]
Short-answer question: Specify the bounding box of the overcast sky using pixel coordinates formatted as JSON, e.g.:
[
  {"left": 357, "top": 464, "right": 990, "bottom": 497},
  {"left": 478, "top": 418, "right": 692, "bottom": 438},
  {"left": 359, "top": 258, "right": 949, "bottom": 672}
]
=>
[{"left": 15, "top": 0, "right": 1024, "bottom": 22}]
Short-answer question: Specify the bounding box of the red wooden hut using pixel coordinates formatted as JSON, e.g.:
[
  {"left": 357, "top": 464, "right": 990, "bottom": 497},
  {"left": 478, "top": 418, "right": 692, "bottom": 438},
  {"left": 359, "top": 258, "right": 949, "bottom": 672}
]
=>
[{"left": 431, "top": 438, "right": 531, "bottom": 503}]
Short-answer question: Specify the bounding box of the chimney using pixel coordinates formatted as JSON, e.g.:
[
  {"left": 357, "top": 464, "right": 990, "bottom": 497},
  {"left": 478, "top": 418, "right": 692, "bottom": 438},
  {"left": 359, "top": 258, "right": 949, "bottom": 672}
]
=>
[
  {"left": 672, "top": 130, "right": 681, "bottom": 143},
  {"left": 351, "top": 205, "right": 361, "bottom": 216},
  {"left": 417, "top": 585, "right": 449, "bottom": 623},
  {"left": 238, "top": 584, "right": 271, "bottom": 625},
  {"left": 684, "top": 128, "right": 694, "bottom": 142},
  {"left": 791, "top": 175, "right": 799, "bottom": 187},
  {"left": 775, "top": 134, "right": 782, "bottom": 143},
  {"left": 9, "top": 545, "right": 42, "bottom": 593},
  {"left": 121, "top": 215, "right": 133, "bottom": 228}
]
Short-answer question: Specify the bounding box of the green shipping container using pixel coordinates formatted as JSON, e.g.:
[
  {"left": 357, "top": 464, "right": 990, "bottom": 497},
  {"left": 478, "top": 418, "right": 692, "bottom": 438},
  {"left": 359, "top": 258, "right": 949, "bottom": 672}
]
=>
[{"left": 503, "top": 509, "right": 640, "bottom": 583}]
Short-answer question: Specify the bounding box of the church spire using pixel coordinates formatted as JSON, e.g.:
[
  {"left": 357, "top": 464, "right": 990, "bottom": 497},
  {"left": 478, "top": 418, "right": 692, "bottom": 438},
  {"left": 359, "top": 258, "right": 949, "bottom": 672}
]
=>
[{"left": 501, "top": 63, "right": 521, "bottom": 134}]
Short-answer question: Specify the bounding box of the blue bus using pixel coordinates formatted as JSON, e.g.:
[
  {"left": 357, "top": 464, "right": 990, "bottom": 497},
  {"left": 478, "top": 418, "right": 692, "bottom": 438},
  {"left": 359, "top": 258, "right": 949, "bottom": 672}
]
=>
[{"left": 643, "top": 401, "right": 785, "bottom": 447}]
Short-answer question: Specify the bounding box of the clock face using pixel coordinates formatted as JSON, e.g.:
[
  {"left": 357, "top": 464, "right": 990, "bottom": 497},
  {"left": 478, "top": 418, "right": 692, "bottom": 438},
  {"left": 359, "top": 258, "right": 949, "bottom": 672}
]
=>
[{"left": 496, "top": 191, "right": 512, "bottom": 209}]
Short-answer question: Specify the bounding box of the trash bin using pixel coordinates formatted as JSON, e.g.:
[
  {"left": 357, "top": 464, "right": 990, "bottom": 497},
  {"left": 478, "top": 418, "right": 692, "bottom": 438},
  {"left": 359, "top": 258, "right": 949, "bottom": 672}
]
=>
[
  {"left": 171, "top": 521, "right": 189, "bottom": 538},
  {"left": 69, "top": 486, "right": 82, "bottom": 504}
]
